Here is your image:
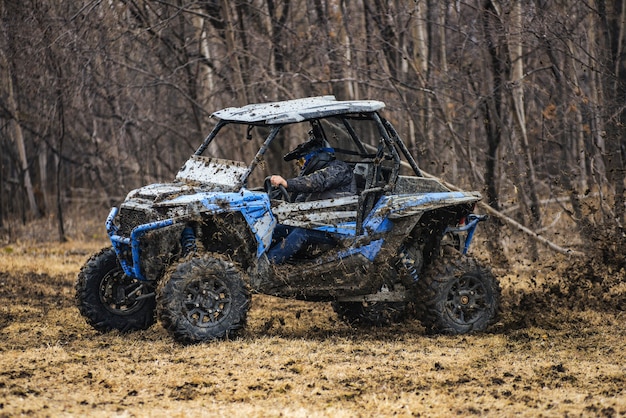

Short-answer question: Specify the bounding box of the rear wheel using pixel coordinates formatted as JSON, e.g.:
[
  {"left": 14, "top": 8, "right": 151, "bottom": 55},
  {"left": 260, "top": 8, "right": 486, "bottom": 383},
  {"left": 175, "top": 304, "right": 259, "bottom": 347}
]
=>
[
  {"left": 416, "top": 248, "right": 500, "bottom": 334},
  {"left": 75, "top": 248, "right": 156, "bottom": 332},
  {"left": 157, "top": 256, "right": 250, "bottom": 344}
]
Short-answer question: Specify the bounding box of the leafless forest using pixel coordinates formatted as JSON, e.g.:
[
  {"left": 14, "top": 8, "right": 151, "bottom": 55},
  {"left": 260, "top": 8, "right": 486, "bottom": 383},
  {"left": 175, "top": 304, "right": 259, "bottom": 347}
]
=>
[
  {"left": 1, "top": 2, "right": 626, "bottom": 416},
  {"left": 0, "top": 0, "right": 624, "bottom": 255}
]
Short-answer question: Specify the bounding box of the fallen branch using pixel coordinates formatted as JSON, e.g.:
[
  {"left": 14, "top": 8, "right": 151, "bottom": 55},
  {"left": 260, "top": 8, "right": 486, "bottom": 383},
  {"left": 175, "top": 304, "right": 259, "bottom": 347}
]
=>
[
  {"left": 419, "top": 170, "right": 585, "bottom": 258},
  {"left": 499, "top": 193, "right": 599, "bottom": 215},
  {"left": 476, "top": 201, "right": 584, "bottom": 257}
]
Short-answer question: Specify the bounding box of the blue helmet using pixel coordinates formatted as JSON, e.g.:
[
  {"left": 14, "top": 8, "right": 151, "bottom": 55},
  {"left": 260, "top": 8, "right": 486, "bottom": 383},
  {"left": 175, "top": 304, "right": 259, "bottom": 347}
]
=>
[{"left": 283, "top": 131, "right": 334, "bottom": 162}]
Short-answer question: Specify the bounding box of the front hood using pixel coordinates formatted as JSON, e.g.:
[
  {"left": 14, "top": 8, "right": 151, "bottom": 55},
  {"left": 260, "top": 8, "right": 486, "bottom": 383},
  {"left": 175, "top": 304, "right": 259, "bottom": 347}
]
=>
[
  {"left": 125, "top": 182, "right": 198, "bottom": 203},
  {"left": 121, "top": 183, "right": 271, "bottom": 220}
]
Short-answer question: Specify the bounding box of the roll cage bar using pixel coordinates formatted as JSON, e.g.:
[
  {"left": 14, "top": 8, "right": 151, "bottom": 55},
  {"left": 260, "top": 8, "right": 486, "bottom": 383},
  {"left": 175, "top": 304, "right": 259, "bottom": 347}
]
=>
[{"left": 193, "top": 111, "right": 423, "bottom": 191}]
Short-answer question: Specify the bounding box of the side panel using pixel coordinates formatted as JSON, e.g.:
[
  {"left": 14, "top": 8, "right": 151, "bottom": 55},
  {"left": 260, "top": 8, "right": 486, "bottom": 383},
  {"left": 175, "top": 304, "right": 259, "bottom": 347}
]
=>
[
  {"left": 239, "top": 205, "right": 275, "bottom": 256},
  {"left": 158, "top": 189, "right": 276, "bottom": 257},
  {"left": 270, "top": 196, "right": 358, "bottom": 235},
  {"left": 252, "top": 253, "right": 383, "bottom": 300},
  {"left": 266, "top": 191, "right": 480, "bottom": 264}
]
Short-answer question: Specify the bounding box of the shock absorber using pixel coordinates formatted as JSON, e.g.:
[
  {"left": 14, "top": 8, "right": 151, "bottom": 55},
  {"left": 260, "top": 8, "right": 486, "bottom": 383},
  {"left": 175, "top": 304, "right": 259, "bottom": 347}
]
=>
[
  {"left": 400, "top": 248, "right": 420, "bottom": 283},
  {"left": 181, "top": 225, "right": 197, "bottom": 256}
]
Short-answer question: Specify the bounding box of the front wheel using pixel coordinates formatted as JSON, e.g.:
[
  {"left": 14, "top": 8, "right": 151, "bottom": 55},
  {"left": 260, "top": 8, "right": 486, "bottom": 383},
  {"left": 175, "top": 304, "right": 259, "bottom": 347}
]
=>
[
  {"left": 157, "top": 256, "right": 250, "bottom": 344},
  {"left": 416, "top": 248, "right": 500, "bottom": 335},
  {"left": 75, "top": 247, "right": 156, "bottom": 333}
]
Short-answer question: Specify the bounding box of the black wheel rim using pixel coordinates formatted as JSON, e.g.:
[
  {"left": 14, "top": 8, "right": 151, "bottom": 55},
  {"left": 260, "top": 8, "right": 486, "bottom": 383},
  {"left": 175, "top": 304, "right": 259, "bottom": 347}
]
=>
[
  {"left": 445, "top": 274, "right": 489, "bottom": 325},
  {"left": 99, "top": 267, "right": 146, "bottom": 315},
  {"left": 182, "top": 277, "right": 232, "bottom": 328}
]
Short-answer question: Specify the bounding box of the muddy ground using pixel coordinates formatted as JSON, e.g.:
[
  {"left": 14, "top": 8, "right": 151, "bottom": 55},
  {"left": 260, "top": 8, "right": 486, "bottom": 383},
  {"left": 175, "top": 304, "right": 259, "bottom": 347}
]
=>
[{"left": 0, "top": 229, "right": 625, "bottom": 417}]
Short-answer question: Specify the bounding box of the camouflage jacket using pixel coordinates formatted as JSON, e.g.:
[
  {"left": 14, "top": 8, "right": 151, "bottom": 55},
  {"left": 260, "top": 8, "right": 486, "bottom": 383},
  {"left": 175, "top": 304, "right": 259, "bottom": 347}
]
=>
[{"left": 286, "top": 159, "right": 356, "bottom": 202}]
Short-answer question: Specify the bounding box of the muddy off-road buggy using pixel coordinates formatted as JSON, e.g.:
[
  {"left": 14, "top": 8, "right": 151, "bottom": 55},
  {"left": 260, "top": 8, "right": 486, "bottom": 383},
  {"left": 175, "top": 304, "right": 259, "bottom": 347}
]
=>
[{"left": 76, "top": 96, "right": 500, "bottom": 344}]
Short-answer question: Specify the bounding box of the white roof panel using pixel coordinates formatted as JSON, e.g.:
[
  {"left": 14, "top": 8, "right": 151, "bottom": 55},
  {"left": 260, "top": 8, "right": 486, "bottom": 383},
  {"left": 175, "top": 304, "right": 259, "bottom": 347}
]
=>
[{"left": 212, "top": 95, "right": 386, "bottom": 124}]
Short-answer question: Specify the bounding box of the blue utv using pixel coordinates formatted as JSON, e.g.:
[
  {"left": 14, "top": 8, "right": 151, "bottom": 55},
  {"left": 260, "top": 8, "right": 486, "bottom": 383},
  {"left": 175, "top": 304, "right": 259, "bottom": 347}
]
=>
[{"left": 76, "top": 96, "right": 500, "bottom": 344}]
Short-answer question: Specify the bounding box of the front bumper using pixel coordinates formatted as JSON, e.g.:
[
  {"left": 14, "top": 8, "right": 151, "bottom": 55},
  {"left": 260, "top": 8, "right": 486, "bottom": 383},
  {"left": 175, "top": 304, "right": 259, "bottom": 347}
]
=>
[{"left": 106, "top": 207, "right": 191, "bottom": 281}]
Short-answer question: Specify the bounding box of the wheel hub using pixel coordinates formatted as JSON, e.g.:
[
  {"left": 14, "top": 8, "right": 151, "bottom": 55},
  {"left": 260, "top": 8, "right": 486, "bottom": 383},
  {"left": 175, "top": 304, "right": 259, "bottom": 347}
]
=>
[
  {"left": 446, "top": 275, "right": 486, "bottom": 325},
  {"left": 99, "top": 268, "right": 146, "bottom": 315},
  {"left": 183, "top": 278, "right": 231, "bottom": 327}
]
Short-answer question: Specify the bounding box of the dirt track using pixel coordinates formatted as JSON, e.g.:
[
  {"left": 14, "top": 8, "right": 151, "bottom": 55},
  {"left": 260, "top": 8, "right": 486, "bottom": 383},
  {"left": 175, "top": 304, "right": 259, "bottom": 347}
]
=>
[{"left": 1, "top": 240, "right": 625, "bottom": 417}]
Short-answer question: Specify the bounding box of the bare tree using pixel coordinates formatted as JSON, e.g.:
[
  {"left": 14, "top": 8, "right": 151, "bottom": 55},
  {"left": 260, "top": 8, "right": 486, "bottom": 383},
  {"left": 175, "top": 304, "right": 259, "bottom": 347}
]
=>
[
  {"left": 1, "top": 0, "right": 625, "bottom": 259},
  {"left": 0, "top": 3, "right": 40, "bottom": 220}
]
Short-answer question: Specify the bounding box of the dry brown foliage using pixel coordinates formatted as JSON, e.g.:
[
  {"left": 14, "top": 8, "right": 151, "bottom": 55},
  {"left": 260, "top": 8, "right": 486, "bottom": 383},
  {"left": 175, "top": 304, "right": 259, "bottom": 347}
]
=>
[{"left": 0, "top": 214, "right": 625, "bottom": 417}]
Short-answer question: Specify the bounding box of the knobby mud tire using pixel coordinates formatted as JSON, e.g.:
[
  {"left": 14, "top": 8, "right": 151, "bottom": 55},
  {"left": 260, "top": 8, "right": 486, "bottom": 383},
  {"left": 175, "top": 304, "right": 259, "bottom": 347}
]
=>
[
  {"left": 157, "top": 256, "right": 250, "bottom": 344},
  {"left": 75, "top": 247, "right": 156, "bottom": 333},
  {"left": 416, "top": 248, "right": 500, "bottom": 335},
  {"left": 332, "top": 301, "right": 409, "bottom": 327}
]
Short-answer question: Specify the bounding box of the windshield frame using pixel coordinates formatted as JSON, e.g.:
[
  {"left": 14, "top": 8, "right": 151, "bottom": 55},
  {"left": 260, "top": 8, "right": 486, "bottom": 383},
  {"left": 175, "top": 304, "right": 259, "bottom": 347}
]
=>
[{"left": 192, "top": 111, "right": 419, "bottom": 191}]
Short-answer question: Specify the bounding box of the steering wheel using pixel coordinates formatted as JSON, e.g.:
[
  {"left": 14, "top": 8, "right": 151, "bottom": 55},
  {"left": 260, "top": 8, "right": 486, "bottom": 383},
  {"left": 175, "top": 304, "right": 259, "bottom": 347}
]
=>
[{"left": 264, "top": 176, "right": 291, "bottom": 201}]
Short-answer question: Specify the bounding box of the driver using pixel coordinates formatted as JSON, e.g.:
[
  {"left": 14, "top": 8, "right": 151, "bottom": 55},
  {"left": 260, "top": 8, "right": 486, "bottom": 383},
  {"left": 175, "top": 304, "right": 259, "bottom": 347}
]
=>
[{"left": 267, "top": 127, "right": 356, "bottom": 264}]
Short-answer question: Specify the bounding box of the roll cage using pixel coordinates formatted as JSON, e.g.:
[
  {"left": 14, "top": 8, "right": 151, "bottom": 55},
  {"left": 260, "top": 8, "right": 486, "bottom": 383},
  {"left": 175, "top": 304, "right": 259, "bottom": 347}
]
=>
[{"left": 193, "top": 99, "right": 423, "bottom": 196}]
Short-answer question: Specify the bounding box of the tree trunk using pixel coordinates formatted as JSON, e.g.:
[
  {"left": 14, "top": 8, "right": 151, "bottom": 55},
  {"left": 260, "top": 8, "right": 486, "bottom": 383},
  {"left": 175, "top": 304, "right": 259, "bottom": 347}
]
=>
[
  {"left": 55, "top": 81, "right": 67, "bottom": 242},
  {"left": 587, "top": 7, "right": 609, "bottom": 211},
  {"left": 409, "top": 0, "right": 431, "bottom": 160},
  {"left": 566, "top": 38, "right": 588, "bottom": 192},
  {"left": 38, "top": 151, "right": 48, "bottom": 214},
  {"left": 508, "top": 0, "right": 541, "bottom": 228},
  {"left": 2, "top": 55, "right": 40, "bottom": 219},
  {"left": 220, "top": 0, "right": 248, "bottom": 106},
  {"left": 601, "top": 0, "right": 626, "bottom": 225},
  {"left": 480, "top": 1, "right": 504, "bottom": 212},
  {"left": 56, "top": 150, "right": 66, "bottom": 242},
  {"left": 0, "top": 139, "right": 4, "bottom": 228}
]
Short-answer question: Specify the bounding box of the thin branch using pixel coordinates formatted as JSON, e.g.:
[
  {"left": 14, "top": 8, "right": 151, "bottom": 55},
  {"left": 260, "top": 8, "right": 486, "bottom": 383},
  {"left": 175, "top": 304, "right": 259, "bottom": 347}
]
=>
[{"left": 420, "top": 169, "right": 585, "bottom": 257}]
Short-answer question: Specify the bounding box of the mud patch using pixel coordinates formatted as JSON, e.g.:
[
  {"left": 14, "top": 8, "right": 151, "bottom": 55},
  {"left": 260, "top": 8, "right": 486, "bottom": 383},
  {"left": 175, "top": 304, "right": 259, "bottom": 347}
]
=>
[{"left": 1, "top": 240, "right": 625, "bottom": 416}]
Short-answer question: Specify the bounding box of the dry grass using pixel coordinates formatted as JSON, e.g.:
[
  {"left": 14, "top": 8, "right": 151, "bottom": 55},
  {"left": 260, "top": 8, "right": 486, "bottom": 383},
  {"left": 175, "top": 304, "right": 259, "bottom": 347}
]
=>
[{"left": 1, "top": 232, "right": 625, "bottom": 417}]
